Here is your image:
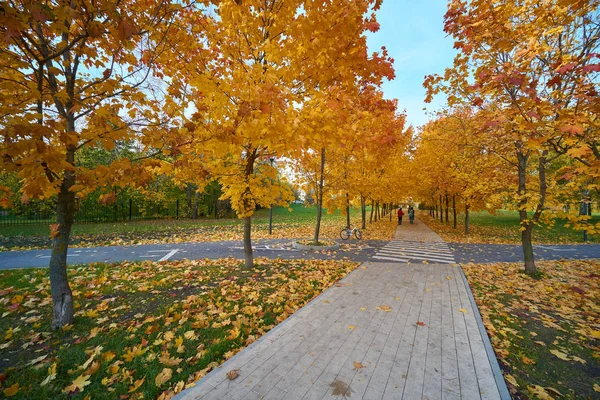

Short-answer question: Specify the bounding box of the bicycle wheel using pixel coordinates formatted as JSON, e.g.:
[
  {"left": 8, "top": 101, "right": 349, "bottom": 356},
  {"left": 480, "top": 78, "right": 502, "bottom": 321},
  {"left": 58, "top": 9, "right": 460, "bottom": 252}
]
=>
[
  {"left": 354, "top": 229, "right": 362, "bottom": 240},
  {"left": 340, "top": 228, "right": 351, "bottom": 240}
]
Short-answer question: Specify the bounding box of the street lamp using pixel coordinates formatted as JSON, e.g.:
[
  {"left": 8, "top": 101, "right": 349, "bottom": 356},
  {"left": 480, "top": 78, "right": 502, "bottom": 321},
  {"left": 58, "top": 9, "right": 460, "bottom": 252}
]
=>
[{"left": 269, "top": 157, "right": 275, "bottom": 235}]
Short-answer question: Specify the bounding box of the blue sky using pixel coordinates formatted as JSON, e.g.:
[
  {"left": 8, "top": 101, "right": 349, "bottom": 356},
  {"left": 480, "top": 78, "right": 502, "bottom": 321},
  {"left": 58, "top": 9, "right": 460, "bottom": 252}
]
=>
[{"left": 366, "top": 1, "right": 456, "bottom": 129}]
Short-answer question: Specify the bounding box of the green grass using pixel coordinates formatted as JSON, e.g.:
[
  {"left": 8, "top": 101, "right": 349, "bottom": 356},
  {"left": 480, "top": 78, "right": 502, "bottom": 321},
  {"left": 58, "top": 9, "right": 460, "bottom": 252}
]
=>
[
  {"left": 0, "top": 258, "right": 357, "bottom": 399},
  {"left": 422, "top": 209, "right": 599, "bottom": 244},
  {"left": 0, "top": 204, "right": 344, "bottom": 237},
  {"left": 464, "top": 260, "right": 600, "bottom": 399}
]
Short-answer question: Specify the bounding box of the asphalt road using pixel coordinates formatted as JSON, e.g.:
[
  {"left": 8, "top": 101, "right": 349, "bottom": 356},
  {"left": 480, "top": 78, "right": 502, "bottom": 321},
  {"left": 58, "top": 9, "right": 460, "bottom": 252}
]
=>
[{"left": 0, "top": 240, "right": 599, "bottom": 270}]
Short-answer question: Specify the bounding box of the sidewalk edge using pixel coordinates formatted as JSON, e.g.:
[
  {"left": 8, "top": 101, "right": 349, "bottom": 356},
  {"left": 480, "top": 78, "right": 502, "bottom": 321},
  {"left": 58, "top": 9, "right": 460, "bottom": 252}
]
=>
[{"left": 458, "top": 266, "right": 512, "bottom": 400}]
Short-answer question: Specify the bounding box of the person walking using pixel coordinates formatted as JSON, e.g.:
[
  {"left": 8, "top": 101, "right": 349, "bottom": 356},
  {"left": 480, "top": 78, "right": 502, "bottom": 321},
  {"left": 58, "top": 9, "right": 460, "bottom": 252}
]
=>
[
  {"left": 397, "top": 207, "right": 404, "bottom": 225},
  {"left": 408, "top": 206, "right": 415, "bottom": 224}
]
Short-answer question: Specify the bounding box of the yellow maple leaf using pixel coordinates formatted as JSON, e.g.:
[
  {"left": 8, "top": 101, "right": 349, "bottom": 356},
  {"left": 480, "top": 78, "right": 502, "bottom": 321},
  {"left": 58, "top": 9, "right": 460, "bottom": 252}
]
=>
[
  {"left": 155, "top": 368, "right": 172, "bottom": 387},
  {"left": 128, "top": 377, "right": 145, "bottom": 393},
  {"left": 64, "top": 374, "right": 91, "bottom": 394},
  {"left": 521, "top": 355, "right": 536, "bottom": 365},
  {"left": 459, "top": 308, "right": 468, "bottom": 314},
  {"left": 376, "top": 305, "right": 391, "bottom": 312},
  {"left": 549, "top": 349, "right": 571, "bottom": 361},
  {"left": 527, "top": 385, "right": 555, "bottom": 400},
  {"left": 353, "top": 361, "right": 364, "bottom": 370},
  {"left": 40, "top": 362, "right": 57, "bottom": 386},
  {"left": 348, "top": 325, "right": 355, "bottom": 330},
  {"left": 3, "top": 383, "right": 20, "bottom": 397},
  {"left": 593, "top": 383, "right": 600, "bottom": 392},
  {"left": 505, "top": 374, "right": 519, "bottom": 387}
]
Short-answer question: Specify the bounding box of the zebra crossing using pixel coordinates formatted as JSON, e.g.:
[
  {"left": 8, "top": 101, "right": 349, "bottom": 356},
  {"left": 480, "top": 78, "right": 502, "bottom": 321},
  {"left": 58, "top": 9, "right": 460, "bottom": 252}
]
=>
[{"left": 373, "top": 240, "right": 456, "bottom": 264}]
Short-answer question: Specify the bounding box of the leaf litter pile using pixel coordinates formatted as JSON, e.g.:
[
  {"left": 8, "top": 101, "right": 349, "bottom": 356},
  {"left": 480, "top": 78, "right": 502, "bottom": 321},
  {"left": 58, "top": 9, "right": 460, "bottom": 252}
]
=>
[
  {"left": 0, "top": 257, "right": 357, "bottom": 399},
  {"left": 463, "top": 260, "right": 600, "bottom": 399}
]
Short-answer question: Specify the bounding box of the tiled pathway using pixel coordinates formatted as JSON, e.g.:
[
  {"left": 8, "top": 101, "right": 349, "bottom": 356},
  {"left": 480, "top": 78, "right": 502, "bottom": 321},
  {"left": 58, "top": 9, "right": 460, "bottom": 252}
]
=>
[{"left": 175, "top": 218, "right": 510, "bottom": 400}]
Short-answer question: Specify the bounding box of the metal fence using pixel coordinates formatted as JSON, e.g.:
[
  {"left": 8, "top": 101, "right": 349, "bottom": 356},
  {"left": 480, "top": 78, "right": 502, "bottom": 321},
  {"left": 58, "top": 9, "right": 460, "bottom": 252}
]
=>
[{"left": 0, "top": 197, "right": 186, "bottom": 225}]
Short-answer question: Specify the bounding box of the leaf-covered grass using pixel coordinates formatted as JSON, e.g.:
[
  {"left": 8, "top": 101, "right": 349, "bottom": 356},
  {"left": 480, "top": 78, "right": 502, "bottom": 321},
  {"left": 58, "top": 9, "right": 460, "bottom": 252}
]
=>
[
  {"left": 463, "top": 260, "right": 600, "bottom": 399},
  {"left": 0, "top": 258, "right": 358, "bottom": 399},
  {"left": 0, "top": 205, "right": 397, "bottom": 250},
  {"left": 419, "top": 210, "right": 599, "bottom": 244}
]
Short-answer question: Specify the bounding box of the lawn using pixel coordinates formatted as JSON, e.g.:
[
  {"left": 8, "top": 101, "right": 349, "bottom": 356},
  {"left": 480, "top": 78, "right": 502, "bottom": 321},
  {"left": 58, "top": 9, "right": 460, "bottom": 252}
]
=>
[
  {"left": 418, "top": 210, "right": 599, "bottom": 244},
  {"left": 0, "top": 258, "right": 358, "bottom": 399},
  {"left": 463, "top": 260, "right": 600, "bottom": 399},
  {"left": 0, "top": 205, "right": 397, "bottom": 250}
]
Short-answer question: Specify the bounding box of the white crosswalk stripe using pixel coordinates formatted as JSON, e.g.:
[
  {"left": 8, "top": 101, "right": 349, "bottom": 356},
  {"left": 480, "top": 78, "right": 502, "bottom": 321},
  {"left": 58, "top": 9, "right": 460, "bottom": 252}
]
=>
[{"left": 373, "top": 240, "right": 456, "bottom": 264}]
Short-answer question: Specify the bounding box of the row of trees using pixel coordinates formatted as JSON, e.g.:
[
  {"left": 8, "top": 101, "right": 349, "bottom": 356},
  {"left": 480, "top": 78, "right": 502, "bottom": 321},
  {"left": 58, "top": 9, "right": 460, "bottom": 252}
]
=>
[
  {"left": 0, "top": 1, "right": 411, "bottom": 328},
  {"left": 416, "top": 0, "right": 600, "bottom": 274}
]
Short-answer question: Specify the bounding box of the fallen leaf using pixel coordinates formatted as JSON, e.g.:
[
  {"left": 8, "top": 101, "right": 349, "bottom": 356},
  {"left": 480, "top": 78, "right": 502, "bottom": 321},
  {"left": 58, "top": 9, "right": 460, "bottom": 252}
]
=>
[
  {"left": 593, "top": 383, "right": 600, "bottom": 392},
  {"left": 505, "top": 374, "right": 519, "bottom": 387},
  {"left": 459, "top": 308, "right": 468, "bottom": 314},
  {"left": 330, "top": 379, "right": 354, "bottom": 397},
  {"left": 353, "top": 361, "right": 364, "bottom": 370},
  {"left": 3, "top": 383, "right": 19, "bottom": 397},
  {"left": 521, "top": 355, "right": 536, "bottom": 365},
  {"left": 549, "top": 349, "right": 570, "bottom": 361},
  {"left": 376, "top": 305, "right": 391, "bottom": 312},
  {"left": 27, "top": 354, "right": 47, "bottom": 366},
  {"left": 416, "top": 321, "right": 426, "bottom": 327},
  {"left": 527, "top": 385, "right": 554, "bottom": 400},
  {"left": 41, "top": 362, "right": 57, "bottom": 386},
  {"left": 570, "top": 356, "right": 586, "bottom": 364},
  {"left": 155, "top": 368, "right": 172, "bottom": 386},
  {"left": 446, "top": 276, "right": 452, "bottom": 280},
  {"left": 347, "top": 325, "right": 355, "bottom": 331},
  {"left": 359, "top": 307, "right": 366, "bottom": 311},
  {"left": 128, "top": 377, "right": 145, "bottom": 393},
  {"left": 159, "top": 353, "right": 182, "bottom": 366},
  {"left": 226, "top": 369, "right": 240, "bottom": 380},
  {"left": 64, "top": 374, "right": 91, "bottom": 394}
]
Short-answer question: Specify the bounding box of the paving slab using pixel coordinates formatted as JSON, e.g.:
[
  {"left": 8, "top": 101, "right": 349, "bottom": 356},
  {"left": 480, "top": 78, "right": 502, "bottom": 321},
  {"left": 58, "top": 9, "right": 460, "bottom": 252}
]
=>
[{"left": 174, "top": 218, "right": 510, "bottom": 400}]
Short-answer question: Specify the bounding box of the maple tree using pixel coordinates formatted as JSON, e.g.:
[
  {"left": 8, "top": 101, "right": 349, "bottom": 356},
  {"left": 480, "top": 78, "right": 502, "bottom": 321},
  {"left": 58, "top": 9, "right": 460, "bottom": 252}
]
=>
[
  {"left": 412, "top": 108, "right": 506, "bottom": 234},
  {"left": 425, "top": 0, "right": 600, "bottom": 273},
  {"left": 161, "top": 0, "right": 394, "bottom": 262},
  {"left": 0, "top": 0, "right": 180, "bottom": 327}
]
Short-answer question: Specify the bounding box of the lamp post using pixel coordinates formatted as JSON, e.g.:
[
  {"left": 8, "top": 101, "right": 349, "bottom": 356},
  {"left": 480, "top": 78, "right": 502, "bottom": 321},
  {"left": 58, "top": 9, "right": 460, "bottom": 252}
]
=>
[{"left": 269, "top": 157, "right": 275, "bottom": 235}]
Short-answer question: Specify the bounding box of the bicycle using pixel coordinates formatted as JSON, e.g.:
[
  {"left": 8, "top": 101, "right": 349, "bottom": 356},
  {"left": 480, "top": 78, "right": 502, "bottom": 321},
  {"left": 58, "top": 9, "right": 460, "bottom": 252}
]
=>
[{"left": 340, "top": 224, "right": 362, "bottom": 240}]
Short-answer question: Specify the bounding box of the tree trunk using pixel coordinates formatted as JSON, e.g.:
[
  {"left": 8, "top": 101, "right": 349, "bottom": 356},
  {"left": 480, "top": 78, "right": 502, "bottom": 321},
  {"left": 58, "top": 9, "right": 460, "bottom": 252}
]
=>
[
  {"left": 243, "top": 216, "right": 253, "bottom": 268},
  {"left": 187, "top": 183, "right": 193, "bottom": 217},
  {"left": 445, "top": 193, "right": 449, "bottom": 224},
  {"left": 517, "top": 149, "right": 537, "bottom": 274},
  {"left": 361, "top": 195, "right": 366, "bottom": 229},
  {"left": 345, "top": 193, "right": 350, "bottom": 228},
  {"left": 242, "top": 149, "right": 258, "bottom": 269},
  {"left": 49, "top": 153, "right": 76, "bottom": 329},
  {"left": 465, "top": 203, "right": 470, "bottom": 235},
  {"left": 521, "top": 225, "right": 535, "bottom": 274},
  {"left": 193, "top": 190, "right": 199, "bottom": 219},
  {"left": 369, "top": 199, "right": 374, "bottom": 224},
  {"left": 439, "top": 195, "right": 443, "bottom": 222},
  {"left": 452, "top": 194, "right": 457, "bottom": 229},
  {"left": 389, "top": 203, "right": 392, "bottom": 221},
  {"left": 314, "top": 148, "right": 325, "bottom": 244}
]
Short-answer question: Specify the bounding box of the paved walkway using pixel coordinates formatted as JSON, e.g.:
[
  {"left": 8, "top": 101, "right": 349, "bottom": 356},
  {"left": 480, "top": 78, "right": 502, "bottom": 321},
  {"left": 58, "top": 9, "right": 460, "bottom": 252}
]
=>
[{"left": 174, "top": 218, "right": 510, "bottom": 400}]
